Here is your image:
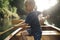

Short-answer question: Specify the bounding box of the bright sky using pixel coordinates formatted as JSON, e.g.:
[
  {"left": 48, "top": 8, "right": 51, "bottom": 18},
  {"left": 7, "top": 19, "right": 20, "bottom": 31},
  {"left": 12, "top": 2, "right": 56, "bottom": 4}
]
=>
[{"left": 35, "top": 0, "right": 58, "bottom": 12}]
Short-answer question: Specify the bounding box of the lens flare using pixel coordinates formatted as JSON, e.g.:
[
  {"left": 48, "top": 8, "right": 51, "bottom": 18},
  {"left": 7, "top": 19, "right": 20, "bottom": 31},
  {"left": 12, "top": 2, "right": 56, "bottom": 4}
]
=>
[{"left": 35, "top": 0, "right": 58, "bottom": 12}]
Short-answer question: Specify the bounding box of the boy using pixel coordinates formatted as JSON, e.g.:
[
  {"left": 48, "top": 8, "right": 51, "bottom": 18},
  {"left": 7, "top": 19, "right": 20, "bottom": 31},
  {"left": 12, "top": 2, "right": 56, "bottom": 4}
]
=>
[{"left": 21, "top": 0, "right": 42, "bottom": 40}]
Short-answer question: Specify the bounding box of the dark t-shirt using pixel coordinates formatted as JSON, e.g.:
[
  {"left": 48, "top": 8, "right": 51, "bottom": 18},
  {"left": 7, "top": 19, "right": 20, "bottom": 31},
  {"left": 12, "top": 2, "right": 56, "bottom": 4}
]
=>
[{"left": 25, "top": 11, "right": 42, "bottom": 34}]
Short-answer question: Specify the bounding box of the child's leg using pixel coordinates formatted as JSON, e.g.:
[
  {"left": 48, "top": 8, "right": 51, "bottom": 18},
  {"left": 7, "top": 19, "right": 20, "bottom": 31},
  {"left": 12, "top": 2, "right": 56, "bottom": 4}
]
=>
[
  {"left": 21, "top": 30, "right": 29, "bottom": 40},
  {"left": 33, "top": 32, "right": 42, "bottom": 40}
]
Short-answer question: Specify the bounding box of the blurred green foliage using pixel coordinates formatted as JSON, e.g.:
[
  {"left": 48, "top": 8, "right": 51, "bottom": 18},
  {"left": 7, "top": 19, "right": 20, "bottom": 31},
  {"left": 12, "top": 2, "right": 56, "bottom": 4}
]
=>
[{"left": 0, "top": 0, "right": 22, "bottom": 31}]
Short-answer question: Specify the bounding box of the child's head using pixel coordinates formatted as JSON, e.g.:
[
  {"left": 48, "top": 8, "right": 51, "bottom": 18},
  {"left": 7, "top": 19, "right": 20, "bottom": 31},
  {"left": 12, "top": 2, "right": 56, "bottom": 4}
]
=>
[{"left": 25, "top": 0, "right": 35, "bottom": 12}]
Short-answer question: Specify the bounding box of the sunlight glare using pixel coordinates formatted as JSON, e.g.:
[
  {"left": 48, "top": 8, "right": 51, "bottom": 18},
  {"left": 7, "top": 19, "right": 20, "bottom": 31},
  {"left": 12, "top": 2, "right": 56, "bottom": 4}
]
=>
[{"left": 35, "top": 0, "right": 58, "bottom": 12}]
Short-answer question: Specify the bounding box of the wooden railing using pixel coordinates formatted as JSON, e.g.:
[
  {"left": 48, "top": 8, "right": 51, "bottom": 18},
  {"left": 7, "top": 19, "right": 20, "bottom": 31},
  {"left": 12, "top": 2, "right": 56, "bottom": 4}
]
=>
[{"left": 0, "top": 20, "right": 60, "bottom": 40}]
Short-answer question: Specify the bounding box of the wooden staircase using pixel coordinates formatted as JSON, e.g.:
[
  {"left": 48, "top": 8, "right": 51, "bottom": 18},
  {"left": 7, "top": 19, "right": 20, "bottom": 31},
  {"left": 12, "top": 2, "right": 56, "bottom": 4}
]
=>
[
  {"left": 10, "top": 25, "right": 60, "bottom": 40},
  {"left": 6, "top": 20, "right": 60, "bottom": 40}
]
